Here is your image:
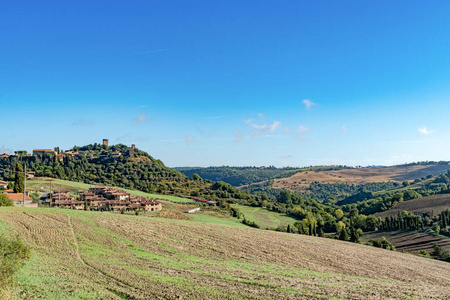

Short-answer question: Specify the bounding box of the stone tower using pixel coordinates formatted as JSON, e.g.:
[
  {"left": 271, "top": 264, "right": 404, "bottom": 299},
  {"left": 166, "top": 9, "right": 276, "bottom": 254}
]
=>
[
  {"left": 103, "top": 139, "right": 109, "bottom": 146},
  {"left": 129, "top": 144, "right": 135, "bottom": 158}
]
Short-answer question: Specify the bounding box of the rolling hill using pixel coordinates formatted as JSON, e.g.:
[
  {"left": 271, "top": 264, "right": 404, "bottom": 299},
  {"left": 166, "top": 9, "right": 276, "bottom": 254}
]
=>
[
  {"left": 273, "top": 163, "right": 450, "bottom": 193},
  {"left": 1, "top": 207, "right": 450, "bottom": 299},
  {"left": 373, "top": 194, "right": 450, "bottom": 219}
]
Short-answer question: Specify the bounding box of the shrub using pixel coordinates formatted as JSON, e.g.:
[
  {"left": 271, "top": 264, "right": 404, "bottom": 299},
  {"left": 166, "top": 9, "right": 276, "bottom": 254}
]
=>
[
  {"left": 0, "top": 195, "right": 13, "bottom": 207},
  {"left": 0, "top": 235, "right": 31, "bottom": 297}
]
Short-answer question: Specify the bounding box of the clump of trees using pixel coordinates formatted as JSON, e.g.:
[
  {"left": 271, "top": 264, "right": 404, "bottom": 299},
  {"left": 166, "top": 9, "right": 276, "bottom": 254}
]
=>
[{"left": 0, "top": 235, "right": 31, "bottom": 298}]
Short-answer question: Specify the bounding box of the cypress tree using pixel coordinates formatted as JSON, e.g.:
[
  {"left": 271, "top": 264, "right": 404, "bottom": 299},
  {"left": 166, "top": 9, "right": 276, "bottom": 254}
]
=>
[
  {"left": 339, "top": 228, "right": 349, "bottom": 241},
  {"left": 14, "top": 162, "right": 25, "bottom": 193}
]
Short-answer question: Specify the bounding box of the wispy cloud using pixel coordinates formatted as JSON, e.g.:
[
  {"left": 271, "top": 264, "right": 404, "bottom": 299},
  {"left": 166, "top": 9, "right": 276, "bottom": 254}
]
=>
[
  {"left": 72, "top": 118, "right": 95, "bottom": 127},
  {"left": 244, "top": 118, "right": 253, "bottom": 124},
  {"left": 280, "top": 154, "right": 293, "bottom": 159},
  {"left": 127, "top": 49, "right": 169, "bottom": 57},
  {"left": 132, "top": 109, "right": 153, "bottom": 124},
  {"left": 341, "top": 124, "right": 347, "bottom": 133},
  {"left": 251, "top": 121, "right": 281, "bottom": 132},
  {"left": 296, "top": 125, "right": 311, "bottom": 140},
  {"left": 185, "top": 135, "right": 196, "bottom": 145},
  {"left": 418, "top": 126, "right": 435, "bottom": 135},
  {"left": 116, "top": 133, "right": 132, "bottom": 142},
  {"left": 302, "top": 99, "right": 316, "bottom": 109},
  {"left": 0, "top": 145, "right": 12, "bottom": 154},
  {"left": 234, "top": 130, "right": 243, "bottom": 141},
  {"left": 386, "top": 140, "right": 425, "bottom": 144},
  {"left": 258, "top": 113, "right": 264, "bottom": 120}
]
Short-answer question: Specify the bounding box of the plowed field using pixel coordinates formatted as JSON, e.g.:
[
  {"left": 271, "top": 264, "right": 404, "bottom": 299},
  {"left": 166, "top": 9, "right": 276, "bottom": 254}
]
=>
[
  {"left": 1, "top": 207, "right": 450, "bottom": 299},
  {"left": 274, "top": 164, "right": 450, "bottom": 192}
]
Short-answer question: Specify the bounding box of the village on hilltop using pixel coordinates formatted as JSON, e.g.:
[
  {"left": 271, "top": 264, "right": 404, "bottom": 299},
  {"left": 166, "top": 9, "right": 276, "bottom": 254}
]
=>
[{"left": 0, "top": 139, "right": 163, "bottom": 213}]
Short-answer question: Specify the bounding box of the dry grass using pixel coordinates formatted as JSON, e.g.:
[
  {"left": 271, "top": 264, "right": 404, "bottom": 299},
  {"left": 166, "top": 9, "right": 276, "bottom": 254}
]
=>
[
  {"left": 274, "top": 164, "right": 450, "bottom": 192},
  {"left": 1, "top": 207, "right": 450, "bottom": 299}
]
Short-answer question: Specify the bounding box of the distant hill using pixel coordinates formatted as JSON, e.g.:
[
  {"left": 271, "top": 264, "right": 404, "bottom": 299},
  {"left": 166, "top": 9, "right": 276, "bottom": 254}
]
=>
[
  {"left": 176, "top": 165, "right": 348, "bottom": 187},
  {"left": 373, "top": 194, "right": 450, "bottom": 219},
  {"left": 274, "top": 162, "right": 450, "bottom": 193},
  {"left": 2, "top": 207, "right": 450, "bottom": 299}
]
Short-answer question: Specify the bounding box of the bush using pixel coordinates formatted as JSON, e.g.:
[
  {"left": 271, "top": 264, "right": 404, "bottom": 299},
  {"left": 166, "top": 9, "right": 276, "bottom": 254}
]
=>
[
  {"left": 0, "top": 235, "right": 31, "bottom": 297},
  {"left": 0, "top": 195, "right": 13, "bottom": 207}
]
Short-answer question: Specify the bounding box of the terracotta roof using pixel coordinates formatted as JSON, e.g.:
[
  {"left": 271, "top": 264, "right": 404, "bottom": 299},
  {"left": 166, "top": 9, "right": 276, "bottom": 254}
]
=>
[
  {"left": 5, "top": 193, "right": 32, "bottom": 201},
  {"left": 33, "top": 149, "right": 55, "bottom": 153}
]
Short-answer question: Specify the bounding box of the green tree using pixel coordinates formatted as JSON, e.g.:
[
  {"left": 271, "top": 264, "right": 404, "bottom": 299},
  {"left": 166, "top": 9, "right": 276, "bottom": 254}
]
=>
[
  {"left": 0, "top": 195, "right": 13, "bottom": 207},
  {"left": 339, "top": 228, "right": 349, "bottom": 241},
  {"left": 13, "top": 163, "right": 24, "bottom": 193},
  {"left": 349, "top": 227, "right": 360, "bottom": 243}
]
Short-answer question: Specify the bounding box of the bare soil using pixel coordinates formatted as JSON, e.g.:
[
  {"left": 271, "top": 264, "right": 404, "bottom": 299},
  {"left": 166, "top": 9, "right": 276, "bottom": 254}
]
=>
[
  {"left": 274, "top": 164, "right": 450, "bottom": 192},
  {"left": 361, "top": 230, "right": 450, "bottom": 255},
  {"left": 373, "top": 194, "right": 450, "bottom": 219},
  {"left": 2, "top": 207, "right": 450, "bottom": 299}
]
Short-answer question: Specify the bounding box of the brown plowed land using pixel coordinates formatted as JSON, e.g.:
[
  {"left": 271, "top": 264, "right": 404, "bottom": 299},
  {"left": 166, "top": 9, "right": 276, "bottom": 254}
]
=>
[
  {"left": 2, "top": 207, "right": 450, "bottom": 299},
  {"left": 274, "top": 164, "right": 450, "bottom": 192},
  {"left": 373, "top": 194, "right": 450, "bottom": 219},
  {"left": 361, "top": 230, "right": 450, "bottom": 255}
]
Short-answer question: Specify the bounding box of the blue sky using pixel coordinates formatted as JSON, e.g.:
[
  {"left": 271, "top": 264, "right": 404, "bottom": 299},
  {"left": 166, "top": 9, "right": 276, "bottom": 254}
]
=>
[{"left": 1, "top": 1, "right": 450, "bottom": 167}]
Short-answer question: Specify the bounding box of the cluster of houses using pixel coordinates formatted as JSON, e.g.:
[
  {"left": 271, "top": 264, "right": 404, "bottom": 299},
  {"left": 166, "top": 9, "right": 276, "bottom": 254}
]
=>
[
  {"left": 45, "top": 186, "right": 162, "bottom": 212},
  {"left": 1, "top": 185, "right": 37, "bottom": 207},
  {"left": 0, "top": 139, "right": 136, "bottom": 162}
]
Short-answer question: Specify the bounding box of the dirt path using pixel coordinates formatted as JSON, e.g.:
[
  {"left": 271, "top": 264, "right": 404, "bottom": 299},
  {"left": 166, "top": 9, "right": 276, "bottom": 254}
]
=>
[{"left": 66, "top": 213, "right": 154, "bottom": 300}]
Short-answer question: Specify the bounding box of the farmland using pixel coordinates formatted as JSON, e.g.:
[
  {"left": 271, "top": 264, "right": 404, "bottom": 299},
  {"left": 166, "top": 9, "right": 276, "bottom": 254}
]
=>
[
  {"left": 2, "top": 207, "right": 450, "bottom": 299},
  {"left": 273, "top": 163, "right": 450, "bottom": 193},
  {"left": 373, "top": 194, "right": 450, "bottom": 219},
  {"left": 361, "top": 229, "right": 450, "bottom": 255},
  {"left": 232, "top": 204, "right": 299, "bottom": 229},
  {"left": 26, "top": 178, "right": 194, "bottom": 203}
]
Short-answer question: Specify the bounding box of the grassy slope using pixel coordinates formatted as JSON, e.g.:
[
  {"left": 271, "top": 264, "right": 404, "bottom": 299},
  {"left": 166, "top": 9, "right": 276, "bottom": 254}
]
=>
[
  {"left": 2, "top": 207, "right": 450, "bottom": 299},
  {"left": 26, "top": 178, "right": 194, "bottom": 203},
  {"left": 232, "top": 204, "right": 299, "bottom": 229}
]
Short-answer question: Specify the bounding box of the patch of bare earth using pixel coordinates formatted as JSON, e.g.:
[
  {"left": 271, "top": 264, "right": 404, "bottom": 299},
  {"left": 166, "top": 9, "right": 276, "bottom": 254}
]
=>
[
  {"left": 2, "top": 207, "right": 450, "bottom": 299},
  {"left": 362, "top": 230, "right": 450, "bottom": 255},
  {"left": 374, "top": 194, "right": 450, "bottom": 219},
  {"left": 274, "top": 164, "right": 450, "bottom": 192}
]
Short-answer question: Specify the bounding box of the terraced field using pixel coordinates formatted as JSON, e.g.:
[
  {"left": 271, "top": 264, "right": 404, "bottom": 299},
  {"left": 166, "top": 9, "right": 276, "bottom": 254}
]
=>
[{"left": 2, "top": 207, "right": 450, "bottom": 299}]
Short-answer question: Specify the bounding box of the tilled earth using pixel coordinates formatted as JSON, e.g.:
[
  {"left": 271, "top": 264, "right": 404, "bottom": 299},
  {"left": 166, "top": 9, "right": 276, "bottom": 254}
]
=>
[{"left": 1, "top": 207, "right": 450, "bottom": 299}]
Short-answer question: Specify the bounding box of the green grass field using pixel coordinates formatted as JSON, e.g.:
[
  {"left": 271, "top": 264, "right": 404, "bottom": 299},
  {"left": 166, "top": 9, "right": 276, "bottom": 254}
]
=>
[
  {"left": 232, "top": 204, "right": 299, "bottom": 229},
  {"left": 2, "top": 207, "right": 449, "bottom": 299},
  {"left": 26, "top": 178, "right": 194, "bottom": 203}
]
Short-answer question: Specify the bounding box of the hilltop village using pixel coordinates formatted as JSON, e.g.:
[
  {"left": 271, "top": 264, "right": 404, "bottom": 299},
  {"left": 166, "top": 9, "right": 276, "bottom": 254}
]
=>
[
  {"left": 0, "top": 139, "right": 135, "bottom": 161},
  {"left": 0, "top": 139, "right": 163, "bottom": 213}
]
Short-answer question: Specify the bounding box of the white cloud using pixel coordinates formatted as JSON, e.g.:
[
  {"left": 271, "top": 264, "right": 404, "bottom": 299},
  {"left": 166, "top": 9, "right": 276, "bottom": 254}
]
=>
[
  {"left": 234, "top": 130, "right": 243, "bottom": 141},
  {"left": 251, "top": 121, "right": 281, "bottom": 132},
  {"left": 418, "top": 126, "right": 435, "bottom": 135},
  {"left": 258, "top": 113, "right": 264, "bottom": 119},
  {"left": 296, "top": 125, "right": 311, "bottom": 140},
  {"left": 0, "top": 145, "right": 12, "bottom": 154},
  {"left": 132, "top": 109, "right": 153, "bottom": 124},
  {"left": 72, "top": 118, "right": 95, "bottom": 127},
  {"left": 185, "top": 135, "right": 196, "bottom": 145},
  {"left": 341, "top": 125, "right": 347, "bottom": 132},
  {"left": 302, "top": 99, "right": 316, "bottom": 109},
  {"left": 244, "top": 118, "right": 253, "bottom": 124},
  {"left": 280, "top": 155, "right": 293, "bottom": 159}
]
